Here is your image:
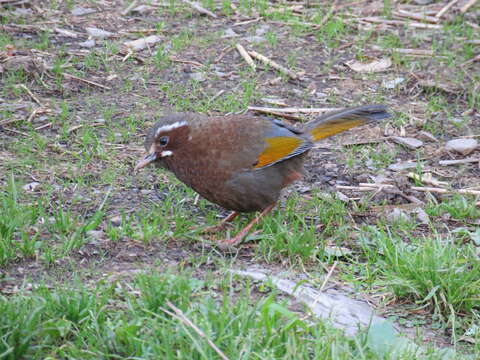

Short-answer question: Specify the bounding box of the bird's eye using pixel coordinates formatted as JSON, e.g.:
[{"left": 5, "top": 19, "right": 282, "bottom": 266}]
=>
[{"left": 159, "top": 136, "right": 169, "bottom": 146}]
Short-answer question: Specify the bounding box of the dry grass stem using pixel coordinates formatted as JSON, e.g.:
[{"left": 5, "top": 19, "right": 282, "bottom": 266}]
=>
[
  {"left": 411, "top": 186, "right": 480, "bottom": 196},
  {"left": 166, "top": 301, "right": 230, "bottom": 360},
  {"left": 248, "top": 50, "right": 299, "bottom": 79},
  {"left": 248, "top": 106, "right": 338, "bottom": 114},
  {"left": 393, "top": 10, "right": 440, "bottom": 23},
  {"left": 460, "top": 0, "right": 478, "bottom": 13},
  {"left": 235, "top": 44, "right": 256, "bottom": 70},
  {"left": 62, "top": 73, "right": 111, "bottom": 90},
  {"left": 438, "top": 158, "right": 480, "bottom": 166}
]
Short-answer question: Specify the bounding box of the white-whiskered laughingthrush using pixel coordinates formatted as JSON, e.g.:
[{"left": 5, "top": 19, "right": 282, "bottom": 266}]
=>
[{"left": 135, "top": 105, "right": 390, "bottom": 246}]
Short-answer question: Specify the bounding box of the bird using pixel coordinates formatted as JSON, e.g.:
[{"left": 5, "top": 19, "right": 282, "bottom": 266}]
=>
[{"left": 135, "top": 105, "right": 390, "bottom": 246}]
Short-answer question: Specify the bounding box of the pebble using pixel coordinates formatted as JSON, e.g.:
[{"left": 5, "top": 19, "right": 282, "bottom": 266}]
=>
[
  {"left": 79, "top": 39, "right": 96, "bottom": 48},
  {"left": 71, "top": 6, "right": 96, "bottom": 16},
  {"left": 222, "top": 28, "right": 239, "bottom": 38},
  {"left": 110, "top": 216, "right": 122, "bottom": 226},
  {"left": 382, "top": 77, "right": 405, "bottom": 89},
  {"left": 22, "top": 182, "right": 40, "bottom": 192},
  {"left": 386, "top": 208, "right": 411, "bottom": 223},
  {"left": 86, "top": 27, "right": 114, "bottom": 39},
  {"left": 445, "top": 138, "right": 478, "bottom": 156},
  {"left": 392, "top": 137, "right": 423, "bottom": 150},
  {"left": 190, "top": 72, "right": 206, "bottom": 82}
]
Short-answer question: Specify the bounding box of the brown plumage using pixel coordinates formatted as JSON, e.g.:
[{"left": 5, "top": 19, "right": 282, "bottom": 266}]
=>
[{"left": 135, "top": 105, "right": 390, "bottom": 245}]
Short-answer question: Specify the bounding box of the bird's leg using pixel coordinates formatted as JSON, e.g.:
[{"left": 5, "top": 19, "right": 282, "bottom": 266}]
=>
[
  {"left": 202, "top": 211, "right": 239, "bottom": 234},
  {"left": 222, "top": 204, "right": 275, "bottom": 246}
]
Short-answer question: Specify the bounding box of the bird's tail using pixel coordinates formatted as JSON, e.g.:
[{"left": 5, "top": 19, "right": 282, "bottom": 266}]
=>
[{"left": 303, "top": 104, "right": 390, "bottom": 142}]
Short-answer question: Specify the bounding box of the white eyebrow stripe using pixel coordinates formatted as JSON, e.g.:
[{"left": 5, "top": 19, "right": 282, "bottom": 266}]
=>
[
  {"left": 155, "top": 121, "right": 187, "bottom": 136},
  {"left": 161, "top": 150, "right": 173, "bottom": 157}
]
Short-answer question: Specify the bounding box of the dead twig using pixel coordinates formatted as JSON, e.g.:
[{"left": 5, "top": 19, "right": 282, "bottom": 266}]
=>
[
  {"left": 371, "top": 45, "right": 434, "bottom": 57},
  {"left": 181, "top": 0, "right": 217, "bottom": 18},
  {"left": 165, "top": 301, "right": 230, "bottom": 360},
  {"left": 392, "top": 10, "right": 440, "bottom": 23},
  {"left": 169, "top": 57, "right": 204, "bottom": 67},
  {"left": 232, "top": 18, "right": 261, "bottom": 27},
  {"left": 435, "top": 0, "right": 461, "bottom": 19},
  {"left": 62, "top": 73, "right": 111, "bottom": 90},
  {"left": 17, "top": 84, "right": 43, "bottom": 106},
  {"left": 248, "top": 106, "right": 338, "bottom": 114},
  {"left": 235, "top": 44, "right": 256, "bottom": 70},
  {"left": 461, "top": 0, "right": 478, "bottom": 13},
  {"left": 439, "top": 158, "right": 480, "bottom": 166},
  {"left": 215, "top": 45, "right": 234, "bottom": 63},
  {"left": 461, "top": 54, "right": 480, "bottom": 67},
  {"left": 34, "top": 122, "right": 52, "bottom": 131},
  {"left": 319, "top": 261, "right": 338, "bottom": 292},
  {"left": 356, "top": 17, "right": 442, "bottom": 29},
  {"left": 248, "top": 50, "right": 299, "bottom": 79},
  {"left": 412, "top": 186, "right": 480, "bottom": 196}
]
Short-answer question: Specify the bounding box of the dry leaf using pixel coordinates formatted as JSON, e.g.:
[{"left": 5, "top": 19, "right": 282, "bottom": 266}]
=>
[
  {"left": 345, "top": 57, "right": 392, "bottom": 73},
  {"left": 124, "top": 35, "right": 162, "bottom": 51}
]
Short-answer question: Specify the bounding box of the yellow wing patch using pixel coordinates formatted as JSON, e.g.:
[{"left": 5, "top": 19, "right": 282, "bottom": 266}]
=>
[
  {"left": 309, "top": 118, "right": 365, "bottom": 142},
  {"left": 255, "top": 136, "right": 303, "bottom": 169}
]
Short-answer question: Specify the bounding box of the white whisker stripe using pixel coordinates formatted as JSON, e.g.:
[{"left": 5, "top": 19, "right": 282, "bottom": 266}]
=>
[
  {"left": 161, "top": 150, "right": 173, "bottom": 157},
  {"left": 155, "top": 121, "right": 187, "bottom": 136}
]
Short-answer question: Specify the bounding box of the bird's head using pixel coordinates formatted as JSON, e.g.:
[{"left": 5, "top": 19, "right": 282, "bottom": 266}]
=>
[{"left": 134, "top": 114, "right": 190, "bottom": 172}]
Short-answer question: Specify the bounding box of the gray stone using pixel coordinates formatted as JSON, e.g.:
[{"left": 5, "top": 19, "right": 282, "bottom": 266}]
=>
[
  {"left": 392, "top": 137, "right": 423, "bottom": 149},
  {"left": 445, "top": 138, "right": 478, "bottom": 156},
  {"left": 386, "top": 208, "right": 411, "bottom": 223}
]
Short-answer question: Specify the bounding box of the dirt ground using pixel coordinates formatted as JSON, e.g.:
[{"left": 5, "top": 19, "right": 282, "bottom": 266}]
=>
[{"left": 1, "top": 0, "right": 480, "bottom": 355}]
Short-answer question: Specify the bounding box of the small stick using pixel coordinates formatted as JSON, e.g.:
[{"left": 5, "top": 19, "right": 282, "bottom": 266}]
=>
[
  {"left": 461, "top": 54, "right": 480, "bottom": 67},
  {"left": 17, "top": 84, "right": 43, "bottom": 106},
  {"left": 26, "top": 107, "right": 42, "bottom": 122},
  {"left": 412, "top": 186, "right": 480, "bottom": 196},
  {"left": 169, "top": 57, "right": 203, "bottom": 67},
  {"left": 181, "top": 0, "right": 217, "bottom": 18},
  {"left": 248, "top": 50, "right": 299, "bottom": 79},
  {"left": 121, "top": 0, "right": 138, "bottom": 15},
  {"left": 235, "top": 44, "right": 256, "bottom": 70},
  {"left": 435, "top": 0, "right": 461, "bottom": 18},
  {"left": 2, "top": 127, "right": 28, "bottom": 136},
  {"left": 461, "top": 0, "right": 478, "bottom": 13},
  {"left": 34, "top": 122, "right": 52, "bottom": 131},
  {"left": 371, "top": 45, "right": 434, "bottom": 56},
  {"left": 166, "top": 302, "right": 230, "bottom": 360},
  {"left": 215, "top": 45, "right": 233, "bottom": 63},
  {"left": 232, "top": 18, "right": 261, "bottom": 27},
  {"left": 357, "top": 17, "right": 442, "bottom": 29},
  {"left": 392, "top": 10, "right": 440, "bottom": 23},
  {"left": 335, "top": 185, "right": 377, "bottom": 192},
  {"left": 358, "top": 183, "right": 396, "bottom": 189},
  {"left": 319, "top": 261, "right": 338, "bottom": 292},
  {"left": 248, "top": 106, "right": 338, "bottom": 114},
  {"left": 62, "top": 73, "right": 111, "bottom": 90},
  {"left": 439, "top": 158, "right": 480, "bottom": 166}
]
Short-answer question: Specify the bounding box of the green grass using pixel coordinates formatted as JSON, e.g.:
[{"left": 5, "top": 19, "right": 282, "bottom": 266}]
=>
[
  {"left": 0, "top": 271, "right": 462, "bottom": 359},
  {"left": 2, "top": 0, "right": 480, "bottom": 358}
]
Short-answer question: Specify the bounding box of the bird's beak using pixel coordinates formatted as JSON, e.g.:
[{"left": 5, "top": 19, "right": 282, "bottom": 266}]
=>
[{"left": 134, "top": 152, "right": 158, "bottom": 173}]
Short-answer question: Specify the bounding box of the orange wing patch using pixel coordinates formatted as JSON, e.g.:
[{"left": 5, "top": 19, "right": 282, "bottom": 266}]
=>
[
  {"left": 309, "top": 118, "right": 365, "bottom": 142},
  {"left": 255, "top": 136, "right": 304, "bottom": 169}
]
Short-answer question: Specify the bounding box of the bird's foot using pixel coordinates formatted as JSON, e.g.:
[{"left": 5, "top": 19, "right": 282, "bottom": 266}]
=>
[{"left": 201, "top": 211, "right": 239, "bottom": 234}]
